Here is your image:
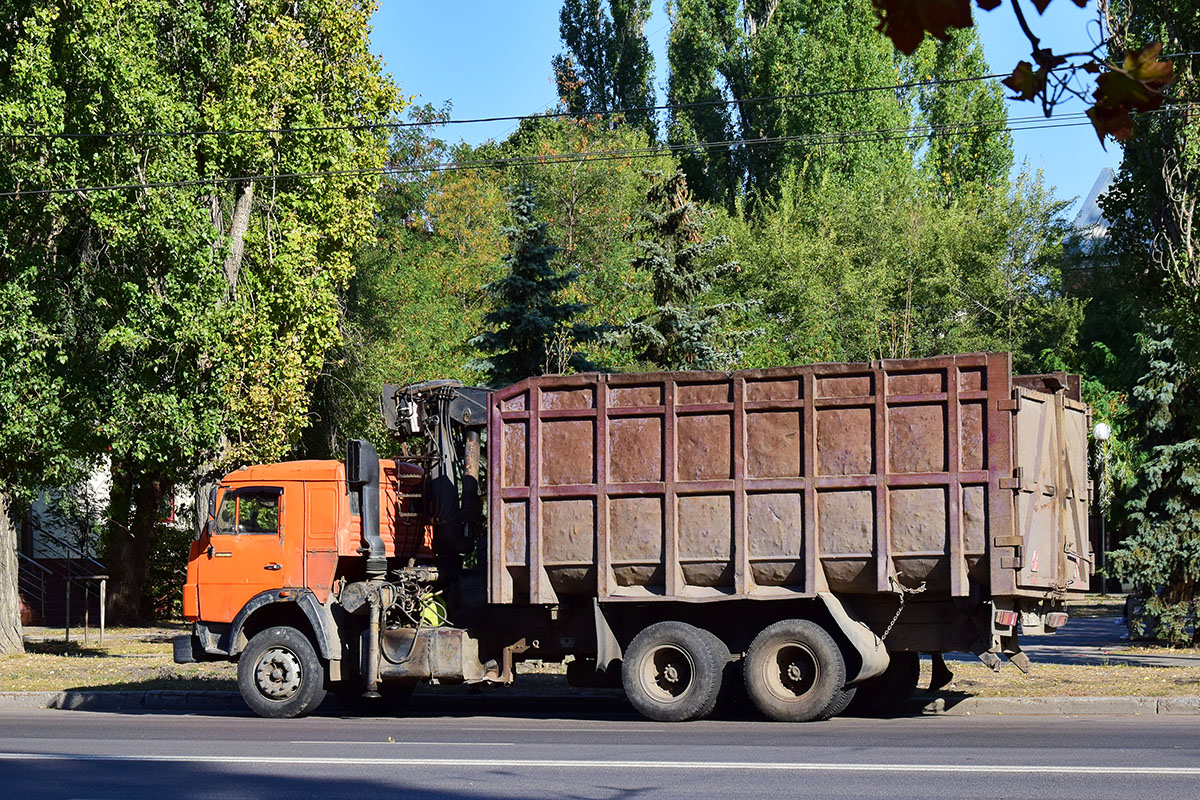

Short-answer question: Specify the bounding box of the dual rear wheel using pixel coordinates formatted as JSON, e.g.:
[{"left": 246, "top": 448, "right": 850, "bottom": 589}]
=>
[
  {"left": 622, "top": 621, "right": 728, "bottom": 722},
  {"left": 621, "top": 618, "right": 851, "bottom": 723}
]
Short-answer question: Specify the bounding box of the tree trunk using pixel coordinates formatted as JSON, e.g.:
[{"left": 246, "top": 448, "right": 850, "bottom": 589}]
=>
[
  {"left": 223, "top": 180, "right": 255, "bottom": 299},
  {"left": 0, "top": 492, "right": 24, "bottom": 655},
  {"left": 105, "top": 463, "right": 167, "bottom": 624}
]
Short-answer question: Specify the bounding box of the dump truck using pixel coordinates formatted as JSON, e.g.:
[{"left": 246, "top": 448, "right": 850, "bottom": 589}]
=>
[{"left": 175, "top": 352, "right": 1093, "bottom": 721}]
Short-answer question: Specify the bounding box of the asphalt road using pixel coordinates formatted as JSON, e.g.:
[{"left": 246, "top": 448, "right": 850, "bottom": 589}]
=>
[{"left": 2, "top": 707, "right": 1198, "bottom": 799}]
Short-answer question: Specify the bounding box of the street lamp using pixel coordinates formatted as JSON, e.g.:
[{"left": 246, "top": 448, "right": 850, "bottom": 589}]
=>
[{"left": 1093, "top": 422, "right": 1111, "bottom": 594}]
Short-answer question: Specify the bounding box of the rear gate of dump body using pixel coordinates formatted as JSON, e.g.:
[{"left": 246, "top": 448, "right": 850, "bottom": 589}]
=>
[
  {"left": 1011, "top": 387, "right": 1092, "bottom": 592},
  {"left": 486, "top": 353, "right": 1091, "bottom": 606}
]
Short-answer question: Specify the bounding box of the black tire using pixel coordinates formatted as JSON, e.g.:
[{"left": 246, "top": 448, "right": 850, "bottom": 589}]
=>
[
  {"left": 820, "top": 685, "right": 857, "bottom": 720},
  {"left": 845, "top": 651, "right": 920, "bottom": 717},
  {"left": 743, "top": 619, "right": 845, "bottom": 722},
  {"left": 332, "top": 680, "right": 417, "bottom": 715},
  {"left": 237, "top": 626, "right": 328, "bottom": 719},
  {"left": 622, "top": 621, "right": 728, "bottom": 722},
  {"left": 715, "top": 659, "right": 753, "bottom": 717}
]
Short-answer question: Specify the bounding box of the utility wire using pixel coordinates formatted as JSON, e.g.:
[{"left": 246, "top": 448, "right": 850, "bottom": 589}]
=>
[
  {"left": 6, "top": 49, "right": 1199, "bottom": 143},
  {"left": 1, "top": 105, "right": 1192, "bottom": 199},
  {"left": 0, "top": 72, "right": 1016, "bottom": 142}
]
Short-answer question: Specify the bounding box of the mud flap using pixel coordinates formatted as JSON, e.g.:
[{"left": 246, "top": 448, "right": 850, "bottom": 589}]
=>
[
  {"left": 817, "top": 592, "right": 889, "bottom": 684},
  {"left": 594, "top": 599, "right": 622, "bottom": 678}
]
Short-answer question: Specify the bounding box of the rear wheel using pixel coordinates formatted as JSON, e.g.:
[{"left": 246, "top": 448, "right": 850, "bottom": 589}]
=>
[
  {"left": 238, "top": 626, "right": 327, "bottom": 719},
  {"left": 744, "top": 619, "right": 845, "bottom": 722},
  {"left": 845, "top": 651, "right": 920, "bottom": 717},
  {"left": 821, "top": 685, "right": 857, "bottom": 720},
  {"left": 622, "top": 621, "right": 728, "bottom": 722}
]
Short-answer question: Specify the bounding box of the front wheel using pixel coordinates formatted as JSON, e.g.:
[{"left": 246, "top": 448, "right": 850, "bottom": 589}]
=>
[
  {"left": 622, "top": 621, "right": 728, "bottom": 722},
  {"left": 744, "top": 619, "right": 845, "bottom": 722},
  {"left": 238, "top": 626, "right": 327, "bottom": 719}
]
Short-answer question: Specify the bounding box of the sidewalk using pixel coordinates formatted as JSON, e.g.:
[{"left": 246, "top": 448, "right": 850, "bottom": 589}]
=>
[{"left": 947, "top": 615, "right": 1200, "bottom": 668}]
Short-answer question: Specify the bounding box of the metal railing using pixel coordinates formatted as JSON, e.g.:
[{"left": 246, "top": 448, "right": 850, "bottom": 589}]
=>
[
  {"left": 16, "top": 553, "right": 49, "bottom": 621},
  {"left": 65, "top": 573, "right": 108, "bottom": 645},
  {"left": 18, "top": 527, "right": 108, "bottom": 644}
]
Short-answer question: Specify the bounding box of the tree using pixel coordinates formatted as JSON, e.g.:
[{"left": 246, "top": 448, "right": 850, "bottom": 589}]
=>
[
  {"left": 625, "top": 170, "right": 748, "bottom": 369},
  {"left": 907, "top": 28, "right": 1013, "bottom": 200},
  {"left": 552, "top": 0, "right": 656, "bottom": 135},
  {"left": 0, "top": 494, "right": 21, "bottom": 655},
  {"left": 722, "top": 167, "right": 1080, "bottom": 367},
  {"left": 667, "top": 0, "right": 911, "bottom": 209},
  {"left": 1108, "top": 328, "right": 1200, "bottom": 645},
  {"left": 472, "top": 185, "right": 604, "bottom": 386},
  {"left": 0, "top": 1, "right": 396, "bottom": 621},
  {"left": 496, "top": 117, "right": 677, "bottom": 369},
  {"left": 1098, "top": 0, "right": 1200, "bottom": 640},
  {"left": 303, "top": 109, "right": 510, "bottom": 456}
]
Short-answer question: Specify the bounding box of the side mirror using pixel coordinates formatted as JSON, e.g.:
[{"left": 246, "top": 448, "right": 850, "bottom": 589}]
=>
[{"left": 194, "top": 485, "right": 220, "bottom": 541}]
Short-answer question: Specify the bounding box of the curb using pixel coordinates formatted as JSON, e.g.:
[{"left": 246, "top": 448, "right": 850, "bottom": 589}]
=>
[
  {"left": 912, "top": 694, "right": 1200, "bottom": 716},
  {"left": 1, "top": 690, "right": 1197, "bottom": 717}
]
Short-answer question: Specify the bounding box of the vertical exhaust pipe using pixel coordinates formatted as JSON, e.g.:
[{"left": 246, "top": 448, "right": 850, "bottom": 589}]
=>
[{"left": 346, "top": 439, "right": 386, "bottom": 579}]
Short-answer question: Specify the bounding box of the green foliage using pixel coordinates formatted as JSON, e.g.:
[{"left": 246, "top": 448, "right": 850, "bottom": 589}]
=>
[
  {"left": 667, "top": 0, "right": 911, "bottom": 209},
  {"left": 1109, "top": 328, "right": 1200, "bottom": 645},
  {"left": 302, "top": 107, "right": 508, "bottom": 456},
  {"left": 906, "top": 28, "right": 1013, "bottom": 201},
  {"left": 1097, "top": 0, "right": 1200, "bottom": 640},
  {"left": 553, "top": 0, "right": 656, "bottom": 135},
  {"left": 486, "top": 118, "right": 678, "bottom": 369},
  {"left": 0, "top": 0, "right": 397, "bottom": 619},
  {"left": 145, "top": 518, "right": 194, "bottom": 620},
  {"left": 722, "top": 167, "right": 1080, "bottom": 367},
  {"left": 306, "top": 118, "right": 678, "bottom": 451},
  {"left": 472, "top": 185, "right": 604, "bottom": 386},
  {"left": 624, "top": 170, "right": 751, "bottom": 370}
]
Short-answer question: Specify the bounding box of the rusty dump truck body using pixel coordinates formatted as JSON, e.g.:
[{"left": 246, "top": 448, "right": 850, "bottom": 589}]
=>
[
  {"left": 489, "top": 352, "right": 1091, "bottom": 607},
  {"left": 179, "top": 352, "right": 1092, "bottom": 722}
]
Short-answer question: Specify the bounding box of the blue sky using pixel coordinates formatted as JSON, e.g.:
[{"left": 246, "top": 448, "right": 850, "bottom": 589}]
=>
[{"left": 371, "top": 1, "right": 1116, "bottom": 211}]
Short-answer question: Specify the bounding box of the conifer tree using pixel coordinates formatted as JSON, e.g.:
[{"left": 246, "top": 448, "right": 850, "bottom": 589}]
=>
[
  {"left": 1109, "top": 327, "right": 1200, "bottom": 645},
  {"left": 473, "top": 185, "right": 603, "bottom": 386},
  {"left": 626, "top": 170, "right": 747, "bottom": 370}
]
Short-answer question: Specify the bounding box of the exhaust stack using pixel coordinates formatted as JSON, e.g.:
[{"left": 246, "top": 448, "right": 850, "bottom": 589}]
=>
[{"left": 346, "top": 438, "right": 386, "bottom": 579}]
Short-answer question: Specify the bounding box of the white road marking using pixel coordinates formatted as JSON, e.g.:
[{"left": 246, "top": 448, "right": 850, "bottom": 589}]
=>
[
  {"left": 1, "top": 753, "right": 1198, "bottom": 775},
  {"left": 460, "top": 726, "right": 658, "bottom": 734},
  {"left": 288, "top": 741, "right": 515, "bottom": 746}
]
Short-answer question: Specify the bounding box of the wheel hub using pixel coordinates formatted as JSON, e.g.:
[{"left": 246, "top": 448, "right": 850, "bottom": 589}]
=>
[
  {"left": 255, "top": 646, "right": 302, "bottom": 700},
  {"left": 641, "top": 644, "right": 695, "bottom": 701},
  {"left": 768, "top": 643, "right": 818, "bottom": 699}
]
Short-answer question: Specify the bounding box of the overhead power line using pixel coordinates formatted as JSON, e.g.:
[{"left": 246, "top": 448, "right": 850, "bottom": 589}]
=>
[
  {"left": 0, "top": 72, "right": 1016, "bottom": 142},
  {"left": 1, "top": 105, "right": 1192, "bottom": 200},
  {"left": 2, "top": 52, "right": 1197, "bottom": 144}
]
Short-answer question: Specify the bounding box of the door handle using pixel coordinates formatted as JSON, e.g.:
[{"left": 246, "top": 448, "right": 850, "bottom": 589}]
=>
[{"left": 264, "top": 563, "right": 282, "bottom": 571}]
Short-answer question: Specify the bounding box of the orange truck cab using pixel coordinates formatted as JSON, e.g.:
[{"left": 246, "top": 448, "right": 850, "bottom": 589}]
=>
[{"left": 175, "top": 452, "right": 432, "bottom": 714}]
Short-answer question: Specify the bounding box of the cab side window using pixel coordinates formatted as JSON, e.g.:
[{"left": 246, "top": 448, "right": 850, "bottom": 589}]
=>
[
  {"left": 212, "top": 489, "right": 281, "bottom": 535},
  {"left": 238, "top": 493, "right": 279, "bottom": 534}
]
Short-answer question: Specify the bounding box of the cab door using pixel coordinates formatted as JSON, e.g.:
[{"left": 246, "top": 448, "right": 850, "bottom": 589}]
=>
[{"left": 195, "top": 485, "right": 287, "bottom": 622}]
